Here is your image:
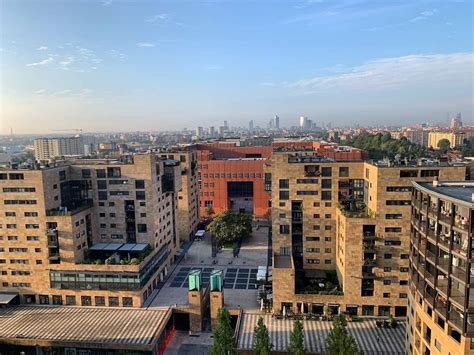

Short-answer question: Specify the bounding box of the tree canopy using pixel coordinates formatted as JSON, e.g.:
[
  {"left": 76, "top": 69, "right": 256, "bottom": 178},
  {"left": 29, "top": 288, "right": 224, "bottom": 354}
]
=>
[
  {"left": 209, "top": 308, "right": 235, "bottom": 355},
  {"left": 344, "top": 132, "right": 425, "bottom": 160},
  {"left": 289, "top": 319, "right": 305, "bottom": 355},
  {"left": 326, "top": 315, "right": 363, "bottom": 355},
  {"left": 437, "top": 138, "right": 451, "bottom": 154},
  {"left": 206, "top": 211, "right": 252, "bottom": 244},
  {"left": 253, "top": 316, "right": 272, "bottom": 355}
]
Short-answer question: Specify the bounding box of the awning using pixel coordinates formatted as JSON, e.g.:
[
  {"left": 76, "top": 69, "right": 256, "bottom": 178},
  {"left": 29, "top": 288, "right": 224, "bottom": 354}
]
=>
[
  {"left": 118, "top": 243, "right": 149, "bottom": 252},
  {"left": 0, "top": 293, "right": 18, "bottom": 305}
]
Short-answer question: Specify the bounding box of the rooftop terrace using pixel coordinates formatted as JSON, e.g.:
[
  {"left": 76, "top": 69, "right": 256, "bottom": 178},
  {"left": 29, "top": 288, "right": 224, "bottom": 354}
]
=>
[{"left": 416, "top": 181, "right": 474, "bottom": 206}]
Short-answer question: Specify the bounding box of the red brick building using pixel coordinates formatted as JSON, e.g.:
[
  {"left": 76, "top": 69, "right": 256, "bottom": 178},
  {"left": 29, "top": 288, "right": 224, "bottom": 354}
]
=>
[
  {"left": 193, "top": 143, "right": 272, "bottom": 218},
  {"left": 190, "top": 142, "right": 368, "bottom": 219}
]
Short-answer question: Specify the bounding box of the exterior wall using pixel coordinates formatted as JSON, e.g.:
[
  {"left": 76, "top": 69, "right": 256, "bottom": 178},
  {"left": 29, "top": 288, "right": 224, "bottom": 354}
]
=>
[
  {"left": 269, "top": 151, "right": 467, "bottom": 316},
  {"left": 160, "top": 151, "right": 199, "bottom": 242},
  {"left": 194, "top": 144, "right": 271, "bottom": 218},
  {"left": 0, "top": 153, "right": 180, "bottom": 308},
  {"left": 408, "top": 182, "right": 474, "bottom": 354}
]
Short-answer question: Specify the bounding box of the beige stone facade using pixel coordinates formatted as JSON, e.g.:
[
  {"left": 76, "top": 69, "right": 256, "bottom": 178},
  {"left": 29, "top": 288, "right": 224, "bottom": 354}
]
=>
[
  {"left": 407, "top": 182, "right": 474, "bottom": 355},
  {"left": 160, "top": 150, "right": 200, "bottom": 242},
  {"left": 0, "top": 153, "right": 182, "bottom": 307},
  {"left": 267, "top": 151, "right": 467, "bottom": 318}
]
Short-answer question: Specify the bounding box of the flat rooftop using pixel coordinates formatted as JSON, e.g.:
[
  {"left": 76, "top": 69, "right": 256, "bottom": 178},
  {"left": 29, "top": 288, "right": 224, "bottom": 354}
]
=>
[
  {"left": 416, "top": 181, "right": 474, "bottom": 206},
  {"left": 237, "top": 313, "right": 406, "bottom": 354},
  {"left": 0, "top": 305, "right": 171, "bottom": 350}
]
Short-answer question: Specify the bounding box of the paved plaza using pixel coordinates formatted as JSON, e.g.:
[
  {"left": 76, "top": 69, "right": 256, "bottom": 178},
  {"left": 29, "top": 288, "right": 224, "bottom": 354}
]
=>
[{"left": 147, "top": 224, "right": 269, "bottom": 310}]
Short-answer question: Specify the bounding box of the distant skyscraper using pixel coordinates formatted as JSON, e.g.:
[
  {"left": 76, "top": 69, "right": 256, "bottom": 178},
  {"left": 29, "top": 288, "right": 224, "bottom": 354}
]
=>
[
  {"left": 274, "top": 115, "right": 280, "bottom": 129},
  {"left": 268, "top": 117, "right": 274, "bottom": 129},
  {"left": 209, "top": 126, "right": 216, "bottom": 137},
  {"left": 450, "top": 114, "right": 463, "bottom": 129},
  {"left": 224, "top": 120, "right": 229, "bottom": 130},
  {"left": 248, "top": 120, "right": 254, "bottom": 132},
  {"left": 299, "top": 116, "right": 309, "bottom": 129},
  {"left": 196, "top": 127, "right": 204, "bottom": 137}
]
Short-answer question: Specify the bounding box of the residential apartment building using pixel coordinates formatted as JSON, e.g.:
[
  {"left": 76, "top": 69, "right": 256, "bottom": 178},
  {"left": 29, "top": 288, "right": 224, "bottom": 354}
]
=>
[
  {"left": 408, "top": 181, "right": 474, "bottom": 355},
  {"left": 0, "top": 153, "right": 181, "bottom": 308},
  {"left": 267, "top": 149, "right": 466, "bottom": 319},
  {"left": 159, "top": 150, "right": 200, "bottom": 242},
  {"left": 34, "top": 136, "right": 85, "bottom": 161}
]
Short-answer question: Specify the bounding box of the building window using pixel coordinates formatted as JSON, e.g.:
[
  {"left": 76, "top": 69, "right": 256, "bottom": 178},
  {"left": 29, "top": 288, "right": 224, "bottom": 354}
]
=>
[
  {"left": 383, "top": 279, "right": 391, "bottom": 285},
  {"left": 386, "top": 200, "right": 410, "bottom": 206},
  {"left": 306, "top": 236, "right": 320, "bottom": 241},
  {"left": 97, "top": 180, "right": 107, "bottom": 190},
  {"left": 339, "top": 167, "right": 349, "bottom": 177},
  {"left": 136, "top": 191, "right": 146, "bottom": 200},
  {"left": 52, "top": 295, "right": 63, "bottom": 305},
  {"left": 135, "top": 180, "right": 145, "bottom": 189},
  {"left": 324, "top": 248, "right": 331, "bottom": 253},
  {"left": 307, "top": 259, "right": 320, "bottom": 264},
  {"left": 108, "top": 296, "right": 119, "bottom": 306},
  {"left": 384, "top": 267, "right": 392, "bottom": 272},
  {"left": 107, "top": 167, "right": 121, "bottom": 178},
  {"left": 399, "top": 293, "right": 408, "bottom": 298},
  {"left": 204, "top": 200, "right": 213, "bottom": 207},
  {"left": 81, "top": 296, "right": 92, "bottom": 306},
  {"left": 385, "top": 214, "right": 402, "bottom": 219},
  {"left": 39, "top": 295, "right": 49, "bottom": 304},
  {"left": 5, "top": 212, "right": 15, "bottom": 217},
  {"left": 384, "top": 254, "right": 392, "bottom": 259},
  {"left": 279, "top": 191, "right": 289, "bottom": 200},
  {"left": 386, "top": 186, "right": 412, "bottom": 192},
  {"left": 9, "top": 173, "right": 24, "bottom": 180},
  {"left": 96, "top": 169, "right": 106, "bottom": 178},
  {"left": 306, "top": 248, "right": 320, "bottom": 253},
  {"left": 95, "top": 296, "right": 105, "bottom": 306},
  {"left": 400, "top": 170, "right": 418, "bottom": 178},
  {"left": 383, "top": 293, "right": 390, "bottom": 298},
  {"left": 420, "top": 170, "right": 439, "bottom": 177},
  {"left": 321, "top": 167, "right": 332, "bottom": 177},
  {"left": 280, "top": 225, "right": 290, "bottom": 234},
  {"left": 98, "top": 191, "right": 108, "bottom": 200},
  {"left": 122, "top": 297, "right": 133, "bottom": 307},
  {"left": 385, "top": 227, "right": 402, "bottom": 233},
  {"left": 280, "top": 247, "right": 290, "bottom": 256},
  {"left": 82, "top": 169, "right": 91, "bottom": 178},
  {"left": 321, "top": 191, "right": 332, "bottom": 200},
  {"left": 321, "top": 179, "right": 332, "bottom": 189},
  {"left": 137, "top": 224, "right": 147, "bottom": 233},
  {"left": 279, "top": 179, "right": 289, "bottom": 189}
]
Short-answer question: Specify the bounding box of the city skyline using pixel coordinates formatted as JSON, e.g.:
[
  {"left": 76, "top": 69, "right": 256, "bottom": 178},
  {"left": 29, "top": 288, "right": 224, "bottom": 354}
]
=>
[{"left": 1, "top": 0, "right": 473, "bottom": 134}]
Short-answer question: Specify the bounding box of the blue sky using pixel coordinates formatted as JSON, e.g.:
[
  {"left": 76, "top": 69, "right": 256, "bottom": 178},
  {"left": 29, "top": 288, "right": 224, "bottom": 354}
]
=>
[{"left": 1, "top": 0, "right": 473, "bottom": 133}]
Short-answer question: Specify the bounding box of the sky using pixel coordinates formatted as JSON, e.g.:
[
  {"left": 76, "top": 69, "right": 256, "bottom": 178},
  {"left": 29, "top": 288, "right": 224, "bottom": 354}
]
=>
[{"left": 0, "top": 0, "right": 473, "bottom": 133}]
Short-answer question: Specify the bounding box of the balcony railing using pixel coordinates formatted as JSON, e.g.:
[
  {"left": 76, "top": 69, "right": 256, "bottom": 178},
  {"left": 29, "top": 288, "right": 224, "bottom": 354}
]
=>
[
  {"left": 448, "top": 309, "right": 464, "bottom": 331},
  {"left": 46, "top": 228, "right": 58, "bottom": 236},
  {"left": 47, "top": 237, "right": 59, "bottom": 247}
]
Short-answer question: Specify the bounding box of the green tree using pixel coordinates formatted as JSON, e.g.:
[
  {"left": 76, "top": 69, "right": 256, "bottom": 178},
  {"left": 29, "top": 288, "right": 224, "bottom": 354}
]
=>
[
  {"left": 437, "top": 138, "right": 451, "bottom": 154},
  {"left": 289, "top": 319, "right": 305, "bottom": 355},
  {"left": 209, "top": 308, "right": 235, "bottom": 355},
  {"left": 253, "top": 317, "right": 272, "bottom": 355},
  {"left": 205, "top": 205, "right": 215, "bottom": 218},
  {"left": 326, "top": 315, "right": 363, "bottom": 355},
  {"left": 206, "top": 211, "right": 252, "bottom": 244}
]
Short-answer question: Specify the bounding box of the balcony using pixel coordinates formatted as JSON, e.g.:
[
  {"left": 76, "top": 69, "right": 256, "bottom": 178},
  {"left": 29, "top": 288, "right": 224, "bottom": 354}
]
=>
[
  {"left": 363, "top": 259, "right": 376, "bottom": 267},
  {"left": 46, "top": 201, "right": 93, "bottom": 216},
  {"left": 46, "top": 228, "right": 58, "bottom": 237},
  {"left": 439, "top": 213, "right": 452, "bottom": 225},
  {"left": 47, "top": 237, "right": 59, "bottom": 248},
  {"left": 437, "top": 278, "right": 448, "bottom": 296},
  {"left": 425, "top": 271, "right": 435, "bottom": 285},
  {"left": 48, "top": 252, "right": 60, "bottom": 261},
  {"left": 451, "top": 265, "right": 467, "bottom": 282},
  {"left": 363, "top": 242, "right": 376, "bottom": 253},
  {"left": 426, "top": 250, "right": 437, "bottom": 264},
  {"left": 435, "top": 298, "right": 448, "bottom": 314},
  {"left": 438, "top": 234, "right": 451, "bottom": 250},
  {"left": 448, "top": 309, "right": 464, "bottom": 331}
]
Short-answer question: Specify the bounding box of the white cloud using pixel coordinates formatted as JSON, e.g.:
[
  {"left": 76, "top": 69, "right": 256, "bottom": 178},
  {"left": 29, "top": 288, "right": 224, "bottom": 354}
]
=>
[
  {"left": 285, "top": 52, "right": 473, "bottom": 93},
  {"left": 136, "top": 42, "right": 155, "bottom": 48},
  {"left": 26, "top": 57, "right": 54, "bottom": 67},
  {"left": 146, "top": 13, "right": 169, "bottom": 23},
  {"left": 35, "top": 89, "right": 46, "bottom": 95},
  {"left": 37, "top": 46, "right": 48, "bottom": 51},
  {"left": 409, "top": 8, "right": 438, "bottom": 22},
  {"left": 145, "top": 13, "right": 186, "bottom": 27},
  {"left": 101, "top": 0, "right": 112, "bottom": 6}
]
